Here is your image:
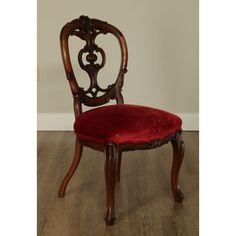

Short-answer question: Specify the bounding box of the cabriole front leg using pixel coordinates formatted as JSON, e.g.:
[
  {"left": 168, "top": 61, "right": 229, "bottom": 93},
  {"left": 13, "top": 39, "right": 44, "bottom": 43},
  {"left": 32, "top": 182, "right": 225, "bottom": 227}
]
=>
[
  {"left": 104, "top": 143, "right": 117, "bottom": 226},
  {"left": 170, "top": 132, "right": 185, "bottom": 202},
  {"left": 116, "top": 151, "right": 122, "bottom": 183}
]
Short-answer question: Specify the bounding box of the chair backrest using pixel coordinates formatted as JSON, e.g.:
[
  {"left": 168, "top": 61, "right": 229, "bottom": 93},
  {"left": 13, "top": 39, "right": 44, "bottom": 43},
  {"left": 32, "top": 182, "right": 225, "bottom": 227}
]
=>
[{"left": 60, "top": 15, "right": 128, "bottom": 118}]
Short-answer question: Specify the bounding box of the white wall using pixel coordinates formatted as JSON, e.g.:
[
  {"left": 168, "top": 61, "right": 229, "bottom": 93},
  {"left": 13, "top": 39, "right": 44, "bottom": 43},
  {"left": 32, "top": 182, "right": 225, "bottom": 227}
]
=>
[{"left": 37, "top": 0, "right": 198, "bottom": 130}]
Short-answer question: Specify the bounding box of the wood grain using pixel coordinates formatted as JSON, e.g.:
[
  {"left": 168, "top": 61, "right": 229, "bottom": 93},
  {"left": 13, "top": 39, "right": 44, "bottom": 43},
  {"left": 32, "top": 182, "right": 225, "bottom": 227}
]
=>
[{"left": 38, "top": 131, "right": 198, "bottom": 235}]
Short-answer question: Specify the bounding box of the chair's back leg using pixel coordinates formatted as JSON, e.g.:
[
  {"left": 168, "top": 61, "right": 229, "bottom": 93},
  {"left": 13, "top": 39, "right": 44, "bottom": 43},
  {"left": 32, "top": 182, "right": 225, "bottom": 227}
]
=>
[
  {"left": 59, "top": 137, "right": 83, "bottom": 198},
  {"left": 170, "top": 133, "right": 185, "bottom": 202},
  {"left": 104, "top": 143, "right": 117, "bottom": 226}
]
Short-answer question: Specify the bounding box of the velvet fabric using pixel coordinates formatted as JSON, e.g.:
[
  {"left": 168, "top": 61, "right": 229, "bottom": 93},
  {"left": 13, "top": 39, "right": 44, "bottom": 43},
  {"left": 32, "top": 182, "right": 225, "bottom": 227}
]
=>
[{"left": 74, "top": 104, "right": 182, "bottom": 144}]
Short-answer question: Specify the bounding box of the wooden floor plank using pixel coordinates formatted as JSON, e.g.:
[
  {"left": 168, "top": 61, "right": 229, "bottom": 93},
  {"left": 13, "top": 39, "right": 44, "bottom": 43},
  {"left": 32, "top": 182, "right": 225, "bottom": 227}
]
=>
[{"left": 38, "top": 131, "right": 198, "bottom": 236}]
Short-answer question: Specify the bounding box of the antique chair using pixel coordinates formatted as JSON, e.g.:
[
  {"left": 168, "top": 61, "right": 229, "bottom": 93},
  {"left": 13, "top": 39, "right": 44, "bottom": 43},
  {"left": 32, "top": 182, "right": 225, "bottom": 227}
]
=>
[{"left": 59, "top": 15, "right": 185, "bottom": 226}]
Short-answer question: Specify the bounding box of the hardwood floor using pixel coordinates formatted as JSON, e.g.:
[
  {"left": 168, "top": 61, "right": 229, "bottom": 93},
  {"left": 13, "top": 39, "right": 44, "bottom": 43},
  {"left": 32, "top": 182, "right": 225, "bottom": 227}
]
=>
[{"left": 38, "top": 131, "right": 198, "bottom": 236}]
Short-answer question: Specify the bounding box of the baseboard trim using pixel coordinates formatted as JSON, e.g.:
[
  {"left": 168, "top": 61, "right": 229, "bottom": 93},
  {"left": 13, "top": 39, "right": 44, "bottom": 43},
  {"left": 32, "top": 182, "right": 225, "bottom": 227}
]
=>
[{"left": 37, "top": 112, "right": 199, "bottom": 131}]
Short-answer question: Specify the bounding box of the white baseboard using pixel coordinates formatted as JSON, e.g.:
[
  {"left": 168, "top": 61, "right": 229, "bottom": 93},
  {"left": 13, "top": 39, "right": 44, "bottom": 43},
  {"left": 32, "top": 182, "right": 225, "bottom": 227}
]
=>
[
  {"left": 37, "top": 112, "right": 199, "bottom": 131},
  {"left": 37, "top": 113, "right": 74, "bottom": 131}
]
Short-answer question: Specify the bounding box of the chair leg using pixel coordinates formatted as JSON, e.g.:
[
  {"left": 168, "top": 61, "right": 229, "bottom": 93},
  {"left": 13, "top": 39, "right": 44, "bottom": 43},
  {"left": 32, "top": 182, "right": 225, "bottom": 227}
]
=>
[
  {"left": 104, "top": 143, "right": 117, "bottom": 226},
  {"left": 170, "top": 133, "right": 185, "bottom": 202},
  {"left": 116, "top": 151, "right": 122, "bottom": 183},
  {"left": 58, "top": 137, "right": 83, "bottom": 198}
]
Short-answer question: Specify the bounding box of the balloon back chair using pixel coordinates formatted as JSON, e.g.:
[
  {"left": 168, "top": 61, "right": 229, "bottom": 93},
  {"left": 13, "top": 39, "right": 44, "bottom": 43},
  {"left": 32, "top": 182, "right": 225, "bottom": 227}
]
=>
[{"left": 59, "top": 15, "right": 185, "bottom": 226}]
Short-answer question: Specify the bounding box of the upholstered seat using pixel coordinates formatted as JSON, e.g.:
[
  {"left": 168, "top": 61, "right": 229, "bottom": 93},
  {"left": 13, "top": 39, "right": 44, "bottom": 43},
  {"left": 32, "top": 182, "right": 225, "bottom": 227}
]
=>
[{"left": 74, "top": 104, "right": 182, "bottom": 144}]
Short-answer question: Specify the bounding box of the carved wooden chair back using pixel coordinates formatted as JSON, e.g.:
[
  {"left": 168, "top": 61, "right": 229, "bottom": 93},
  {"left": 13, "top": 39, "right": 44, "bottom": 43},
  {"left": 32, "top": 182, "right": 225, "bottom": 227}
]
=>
[{"left": 60, "top": 15, "right": 128, "bottom": 118}]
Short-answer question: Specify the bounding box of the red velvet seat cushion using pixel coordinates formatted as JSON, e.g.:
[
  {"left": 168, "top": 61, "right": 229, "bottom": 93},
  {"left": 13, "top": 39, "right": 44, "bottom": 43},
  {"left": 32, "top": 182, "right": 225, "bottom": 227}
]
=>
[{"left": 74, "top": 104, "right": 182, "bottom": 144}]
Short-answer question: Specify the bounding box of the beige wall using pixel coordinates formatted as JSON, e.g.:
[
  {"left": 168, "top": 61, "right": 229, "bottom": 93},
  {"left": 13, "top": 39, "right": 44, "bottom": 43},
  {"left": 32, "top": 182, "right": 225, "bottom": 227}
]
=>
[{"left": 38, "top": 0, "right": 198, "bottom": 114}]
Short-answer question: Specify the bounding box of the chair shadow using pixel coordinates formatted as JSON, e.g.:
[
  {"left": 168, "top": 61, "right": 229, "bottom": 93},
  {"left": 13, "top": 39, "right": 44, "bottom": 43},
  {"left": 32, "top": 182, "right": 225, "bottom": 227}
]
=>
[{"left": 114, "top": 176, "right": 183, "bottom": 223}]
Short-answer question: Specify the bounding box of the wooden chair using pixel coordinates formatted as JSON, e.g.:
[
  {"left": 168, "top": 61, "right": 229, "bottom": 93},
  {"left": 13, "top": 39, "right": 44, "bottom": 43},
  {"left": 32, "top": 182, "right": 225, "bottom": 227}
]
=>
[{"left": 59, "top": 15, "right": 185, "bottom": 226}]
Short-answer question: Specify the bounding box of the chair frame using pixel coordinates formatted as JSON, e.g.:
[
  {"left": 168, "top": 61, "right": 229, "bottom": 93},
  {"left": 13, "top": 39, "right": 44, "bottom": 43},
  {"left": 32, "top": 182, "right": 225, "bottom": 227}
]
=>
[{"left": 58, "top": 15, "right": 184, "bottom": 226}]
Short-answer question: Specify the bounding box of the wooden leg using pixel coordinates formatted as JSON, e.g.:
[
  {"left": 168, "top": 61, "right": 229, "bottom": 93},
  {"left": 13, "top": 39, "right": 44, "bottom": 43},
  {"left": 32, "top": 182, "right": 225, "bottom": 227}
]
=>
[
  {"left": 170, "top": 133, "right": 185, "bottom": 202},
  {"left": 104, "top": 143, "right": 117, "bottom": 226},
  {"left": 116, "top": 151, "right": 122, "bottom": 183},
  {"left": 58, "top": 137, "right": 83, "bottom": 198}
]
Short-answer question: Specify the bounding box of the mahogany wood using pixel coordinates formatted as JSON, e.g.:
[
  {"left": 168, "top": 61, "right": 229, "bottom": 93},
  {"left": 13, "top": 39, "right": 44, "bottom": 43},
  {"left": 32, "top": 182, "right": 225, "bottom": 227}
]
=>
[
  {"left": 59, "top": 15, "right": 185, "bottom": 226},
  {"left": 104, "top": 143, "right": 117, "bottom": 225},
  {"left": 58, "top": 138, "right": 83, "bottom": 198},
  {"left": 116, "top": 151, "right": 122, "bottom": 183},
  {"left": 171, "top": 133, "right": 185, "bottom": 202}
]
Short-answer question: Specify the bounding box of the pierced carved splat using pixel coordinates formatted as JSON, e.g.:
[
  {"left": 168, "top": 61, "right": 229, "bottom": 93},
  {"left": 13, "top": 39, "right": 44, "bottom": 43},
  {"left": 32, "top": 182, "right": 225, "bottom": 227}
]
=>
[
  {"left": 60, "top": 16, "right": 128, "bottom": 116},
  {"left": 71, "top": 17, "right": 107, "bottom": 99}
]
